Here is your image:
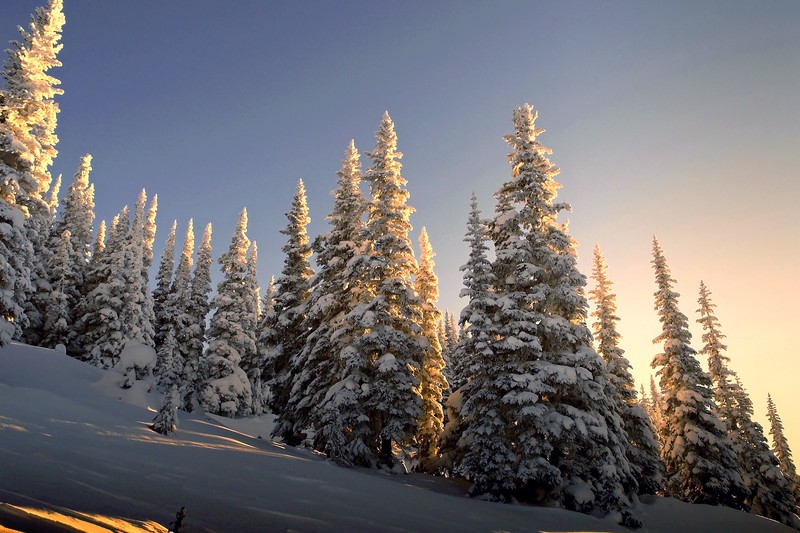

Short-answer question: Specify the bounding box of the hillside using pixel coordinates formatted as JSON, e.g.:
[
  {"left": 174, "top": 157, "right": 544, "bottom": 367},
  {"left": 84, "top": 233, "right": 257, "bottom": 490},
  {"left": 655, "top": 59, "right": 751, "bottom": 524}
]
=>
[{"left": 0, "top": 343, "right": 793, "bottom": 533}]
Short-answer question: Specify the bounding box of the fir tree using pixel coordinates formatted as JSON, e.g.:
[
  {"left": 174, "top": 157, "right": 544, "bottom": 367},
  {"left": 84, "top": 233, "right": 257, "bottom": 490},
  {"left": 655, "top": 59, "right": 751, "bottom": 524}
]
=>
[
  {"left": 448, "top": 193, "right": 495, "bottom": 394},
  {"left": 153, "top": 220, "right": 177, "bottom": 348},
  {"left": 42, "top": 228, "right": 72, "bottom": 348},
  {"left": 265, "top": 179, "right": 314, "bottom": 443},
  {"left": 200, "top": 208, "right": 253, "bottom": 417},
  {"left": 118, "top": 190, "right": 151, "bottom": 346},
  {"left": 240, "top": 241, "right": 262, "bottom": 414},
  {"left": 343, "top": 113, "right": 426, "bottom": 467},
  {"left": 151, "top": 384, "right": 179, "bottom": 436},
  {"left": 92, "top": 219, "right": 106, "bottom": 258},
  {"left": 263, "top": 180, "right": 313, "bottom": 426},
  {"left": 279, "top": 140, "right": 367, "bottom": 457},
  {"left": 413, "top": 227, "right": 447, "bottom": 466},
  {"left": 767, "top": 394, "right": 800, "bottom": 507},
  {"left": 457, "top": 105, "right": 635, "bottom": 519},
  {"left": 185, "top": 222, "right": 212, "bottom": 411},
  {"left": 590, "top": 244, "right": 663, "bottom": 495},
  {"left": 650, "top": 237, "right": 746, "bottom": 508}
]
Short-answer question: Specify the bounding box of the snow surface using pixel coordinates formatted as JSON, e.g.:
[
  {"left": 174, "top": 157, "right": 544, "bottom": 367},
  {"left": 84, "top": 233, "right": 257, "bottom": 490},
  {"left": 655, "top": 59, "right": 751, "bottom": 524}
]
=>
[{"left": 0, "top": 342, "right": 795, "bottom": 532}]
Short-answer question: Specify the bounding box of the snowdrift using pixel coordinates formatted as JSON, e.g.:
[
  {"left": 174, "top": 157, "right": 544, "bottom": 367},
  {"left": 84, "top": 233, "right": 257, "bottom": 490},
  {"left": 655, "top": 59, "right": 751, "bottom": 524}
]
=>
[{"left": 0, "top": 342, "right": 794, "bottom": 532}]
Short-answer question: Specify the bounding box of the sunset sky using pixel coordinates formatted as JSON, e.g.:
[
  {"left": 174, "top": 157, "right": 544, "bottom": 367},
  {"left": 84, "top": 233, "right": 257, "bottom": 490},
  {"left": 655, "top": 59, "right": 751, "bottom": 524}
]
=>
[{"left": 2, "top": 1, "right": 798, "bottom": 446}]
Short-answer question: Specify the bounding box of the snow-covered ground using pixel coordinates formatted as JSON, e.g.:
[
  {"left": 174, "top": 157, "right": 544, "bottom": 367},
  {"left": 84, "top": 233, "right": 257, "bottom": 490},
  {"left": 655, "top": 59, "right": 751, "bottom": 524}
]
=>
[{"left": 0, "top": 342, "right": 794, "bottom": 533}]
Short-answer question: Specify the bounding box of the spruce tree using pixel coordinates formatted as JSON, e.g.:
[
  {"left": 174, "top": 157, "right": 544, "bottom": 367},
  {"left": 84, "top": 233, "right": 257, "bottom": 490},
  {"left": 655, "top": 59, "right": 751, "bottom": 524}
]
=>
[
  {"left": 151, "top": 384, "right": 179, "bottom": 436},
  {"left": 153, "top": 220, "right": 177, "bottom": 348},
  {"left": 1, "top": 0, "right": 64, "bottom": 347},
  {"left": 264, "top": 179, "right": 314, "bottom": 443},
  {"left": 457, "top": 105, "right": 635, "bottom": 519},
  {"left": 697, "top": 281, "right": 798, "bottom": 526},
  {"left": 590, "top": 244, "right": 663, "bottom": 495},
  {"left": 650, "top": 237, "right": 746, "bottom": 508},
  {"left": 200, "top": 208, "right": 253, "bottom": 417},
  {"left": 92, "top": 219, "right": 106, "bottom": 258},
  {"left": 119, "top": 190, "right": 150, "bottom": 346},
  {"left": 767, "top": 394, "right": 800, "bottom": 507},
  {"left": 413, "top": 227, "right": 447, "bottom": 466},
  {"left": 42, "top": 228, "right": 72, "bottom": 348},
  {"left": 240, "top": 241, "right": 262, "bottom": 414},
  {"left": 277, "top": 140, "right": 366, "bottom": 455},
  {"left": 344, "top": 112, "right": 426, "bottom": 467},
  {"left": 185, "top": 222, "right": 212, "bottom": 410}
]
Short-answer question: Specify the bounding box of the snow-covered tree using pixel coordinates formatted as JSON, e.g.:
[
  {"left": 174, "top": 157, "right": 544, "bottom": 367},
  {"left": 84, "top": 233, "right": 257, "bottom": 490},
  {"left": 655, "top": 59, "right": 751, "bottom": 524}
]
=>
[
  {"left": 50, "top": 154, "right": 95, "bottom": 351},
  {"left": 42, "top": 228, "right": 72, "bottom": 348},
  {"left": 264, "top": 179, "right": 314, "bottom": 443},
  {"left": 647, "top": 375, "right": 665, "bottom": 440},
  {"left": 185, "top": 222, "right": 212, "bottom": 410},
  {"left": 200, "top": 208, "right": 253, "bottom": 417},
  {"left": 413, "top": 227, "right": 447, "bottom": 466},
  {"left": 277, "top": 141, "right": 367, "bottom": 456},
  {"left": 92, "top": 219, "right": 106, "bottom": 258},
  {"left": 140, "top": 193, "right": 158, "bottom": 348},
  {"left": 156, "top": 220, "right": 195, "bottom": 392},
  {"left": 118, "top": 190, "right": 151, "bottom": 346},
  {"left": 153, "top": 220, "right": 177, "bottom": 348},
  {"left": 590, "top": 244, "right": 663, "bottom": 495},
  {"left": 339, "top": 113, "right": 426, "bottom": 468},
  {"left": 767, "top": 394, "right": 800, "bottom": 507},
  {"left": 448, "top": 193, "right": 495, "bottom": 394},
  {"left": 151, "top": 384, "right": 179, "bottom": 436},
  {"left": 1, "top": 0, "right": 65, "bottom": 347},
  {"left": 75, "top": 206, "right": 129, "bottom": 366},
  {"left": 650, "top": 237, "right": 746, "bottom": 508},
  {"left": 457, "top": 105, "right": 636, "bottom": 520},
  {"left": 240, "top": 241, "right": 262, "bottom": 414}
]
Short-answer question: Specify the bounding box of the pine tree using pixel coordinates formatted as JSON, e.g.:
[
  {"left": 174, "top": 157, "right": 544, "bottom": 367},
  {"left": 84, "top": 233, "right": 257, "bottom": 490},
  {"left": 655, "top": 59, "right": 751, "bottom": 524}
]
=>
[
  {"left": 42, "top": 228, "right": 72, "bottom": 348},
  {"left": 153, "top": 220, "right": 177, "bottom": 348},
  {"left": 342, "top": 113, "right": 426, "bottom": 467},
  {"left": 413, "top": 227, "right": 447, "bottom": 466},
  {"left": 448, "top": 193, "right": 495, "bottom": 394},
  {"left": 75, "top": 206, "right": 130, "bottom": 366},
  {"left": 156, "top": 220, "right": 195, "bottom": 391},
  {"left": 265, "top": 179, "right": 314, "bottom": 443},
  {"left": 279, "top": 140, "right": 367, "bottom": 457},
  {"left": 151, "top": 384, "right": 179, "bottom": 436},
  {"left": 439, "top": 194, "right": 497, "bottom": 473},
  {"left": 185, "top": 222, "right": 212, "bottom": 411},
  {"left": 696, "top": 281, "right": 799, "bottom": 525},
  {"left": 240, "top": 241, "right": 262, "bottom": 414},
  {"left": 200, "top": 208, "right": 253, "bottom": 417},
  {"left": 0, "top": 0, "right": 64, "bottom": 347},
  {"left": 767, "top": 394, "right": 800, "bottom": 507},
  {"left": 50, "top": 154, "right": 95, "bottom": 351},
  {"left": 651, "top": 237, "right": 746, "bottom": 508},
  {"left": 590, "top": 244, "right": 664, "bottom": 495},
  {"left": 457, "top": 105, "right": 635, "bottom": 519}
]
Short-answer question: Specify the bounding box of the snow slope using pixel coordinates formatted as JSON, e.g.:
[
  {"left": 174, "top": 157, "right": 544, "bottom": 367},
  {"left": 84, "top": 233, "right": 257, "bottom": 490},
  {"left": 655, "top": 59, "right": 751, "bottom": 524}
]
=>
[{"left": 0, "top": 342, "right": 794, "bottom": 533}]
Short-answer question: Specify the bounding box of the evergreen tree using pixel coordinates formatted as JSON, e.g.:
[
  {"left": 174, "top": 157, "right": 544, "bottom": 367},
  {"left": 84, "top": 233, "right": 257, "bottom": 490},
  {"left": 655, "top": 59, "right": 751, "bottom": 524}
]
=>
[
  {"left": 696, "top": 281, "right": 798, "bottom": 525},
  {"left": 118, "top": 190, "right": 150, "bottom": 346},
  {"left": 185, "top": 222, "right": 212, "bottom": 411},
  {"left": 413, "top": 227, "right": 447, "bottom": 466},
  {"left": 590, "top": 244, "right": 663, "bottom": 495},
  {"left": 140, "top": 193, "right": 158, "bottom": 347},
  {"left": 42, "top": 228, "right": 72, "bottom": 348},
  {"left": 0, "top": 0, "right": 64, "bottom": 347},
  {"left": 457, "top": 105, "right": 635, "bottom": 520},
  {"left": 200, "top": 208, "right": 253, "bottom": 417},
  {"left": 240, "top": 241, "right": 262, "bottom": 414},
  {"left": 767, "top": 394, "right": 800, "bottom": 506},
  {"left": 50, "top": 154, "right": 95, "bottom": 351},
  {"left": 647, "top": 375, "right": 665, "bottom": 441},
  {"left": 156, "top": 220, "right": 195, "bottom": 391},
  {"left": 265, "top": 179, "right": 314, "bottom": 443},
  {"left": 75, "top": 206, "right": 129, "bottom": 366},
  {"left": 278, "top": 140, "right": 367, "bottom": 456},
  {"left": 448, "top": 193, "right": 495, "bottom": 394},
  {"left": 92, "top": 219, "right": 106, "bottom": 258},
  {"left": 650, "top": 237, "right": 746, "bottom": 508},
  {"left": 153, "top": 220, "right": 177, "bottom": 348},
  {"left": 151, "top": 384, "right": 179, "bottom": 436},
  {"left": 342, "top": 113, "right": 426, "bottom": 467}
]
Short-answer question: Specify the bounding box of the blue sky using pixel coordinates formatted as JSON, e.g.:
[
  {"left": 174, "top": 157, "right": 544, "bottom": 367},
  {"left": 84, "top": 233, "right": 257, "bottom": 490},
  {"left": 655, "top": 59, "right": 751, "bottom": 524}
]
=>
[{"left": 2, "top": 1, "right": 799, "bottom": 444}]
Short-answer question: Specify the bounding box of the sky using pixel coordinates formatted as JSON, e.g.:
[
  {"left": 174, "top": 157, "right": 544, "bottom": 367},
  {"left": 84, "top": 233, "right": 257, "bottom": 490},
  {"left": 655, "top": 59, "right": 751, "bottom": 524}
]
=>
[{"left": 1, "top": 1, "right": 798, "bottom": 448}]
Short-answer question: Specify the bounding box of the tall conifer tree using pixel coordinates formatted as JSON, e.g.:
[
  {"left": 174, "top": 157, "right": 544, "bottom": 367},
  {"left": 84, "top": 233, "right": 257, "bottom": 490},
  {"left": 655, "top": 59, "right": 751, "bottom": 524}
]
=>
[
  {"left": 185, "top": 222, "right": 212, "bottom": 410},
  {"left": 651, "top": 238, "right": 746, "bottom": 508},
  {"left": 767, "top": 394, "right": 800, "bottom": 507},
  {"left": 590, "top": 244, "right": 663, "bottom": 495}
]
